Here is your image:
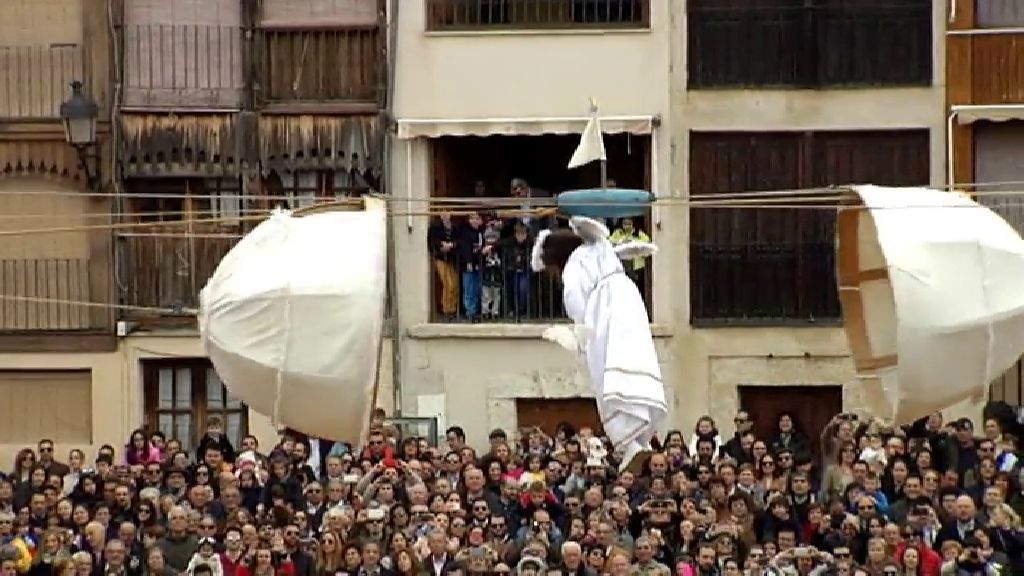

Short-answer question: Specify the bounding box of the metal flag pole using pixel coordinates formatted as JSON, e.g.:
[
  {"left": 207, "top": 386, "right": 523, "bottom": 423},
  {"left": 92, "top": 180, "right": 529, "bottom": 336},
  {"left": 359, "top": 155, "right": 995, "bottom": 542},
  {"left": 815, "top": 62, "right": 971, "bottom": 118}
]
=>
[{"left": 590, "top": 98, "right": 608, "bottom": 189}]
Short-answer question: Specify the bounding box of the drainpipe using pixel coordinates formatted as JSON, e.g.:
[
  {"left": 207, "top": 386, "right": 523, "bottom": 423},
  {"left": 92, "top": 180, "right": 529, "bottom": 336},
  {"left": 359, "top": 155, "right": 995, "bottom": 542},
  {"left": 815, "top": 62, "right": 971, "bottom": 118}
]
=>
[
  {"left": 382, "top": 0, "right": 403, "bottom": 416},
  {"left": 109, "top": 0, "right": 125, "bottom": 315},
  {"left": 947, "top": 109, "right": 957, "bottom": 192}
]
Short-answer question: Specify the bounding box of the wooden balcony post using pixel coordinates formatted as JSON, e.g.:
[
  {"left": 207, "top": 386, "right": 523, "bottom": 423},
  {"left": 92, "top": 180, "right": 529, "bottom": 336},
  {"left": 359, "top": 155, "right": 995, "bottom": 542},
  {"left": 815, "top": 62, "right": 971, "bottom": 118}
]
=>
[{"left": 947, "top": 0, "right": 976, "bottom": 187}]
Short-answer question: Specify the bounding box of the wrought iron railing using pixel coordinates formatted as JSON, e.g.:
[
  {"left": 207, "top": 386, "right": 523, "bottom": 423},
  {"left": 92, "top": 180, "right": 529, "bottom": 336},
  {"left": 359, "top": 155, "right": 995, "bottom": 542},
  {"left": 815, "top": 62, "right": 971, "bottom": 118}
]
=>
[
  {"left": 426, "top": 0, "right": 650, "bottom": 31},
  {"left": 428, "top": 248, "right": 652, "bottom": 323}
]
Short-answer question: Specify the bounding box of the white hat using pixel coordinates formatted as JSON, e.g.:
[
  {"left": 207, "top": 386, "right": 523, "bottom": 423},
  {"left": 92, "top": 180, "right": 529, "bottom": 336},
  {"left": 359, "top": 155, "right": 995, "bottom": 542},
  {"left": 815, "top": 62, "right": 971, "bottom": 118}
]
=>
[{"left": 236, "top": 451, "right": 258, "bottom": 468}]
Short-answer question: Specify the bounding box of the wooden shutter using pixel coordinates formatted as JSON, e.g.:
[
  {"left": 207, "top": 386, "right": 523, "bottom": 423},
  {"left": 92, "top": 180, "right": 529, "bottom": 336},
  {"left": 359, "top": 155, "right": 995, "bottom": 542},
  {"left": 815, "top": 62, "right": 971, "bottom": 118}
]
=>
[{"left": 0, "top": 370, "right": 92, "bottom": 443}]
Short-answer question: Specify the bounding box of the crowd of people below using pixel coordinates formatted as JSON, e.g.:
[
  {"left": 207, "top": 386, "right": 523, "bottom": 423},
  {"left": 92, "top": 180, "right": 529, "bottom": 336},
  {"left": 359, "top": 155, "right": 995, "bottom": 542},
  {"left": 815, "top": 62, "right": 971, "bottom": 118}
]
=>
[
  {"left": 0, "top": 405, "right": 1021, "bottom": 576},
  {"left": 428, "top": 178, "right": 651, "bottom": 322}
]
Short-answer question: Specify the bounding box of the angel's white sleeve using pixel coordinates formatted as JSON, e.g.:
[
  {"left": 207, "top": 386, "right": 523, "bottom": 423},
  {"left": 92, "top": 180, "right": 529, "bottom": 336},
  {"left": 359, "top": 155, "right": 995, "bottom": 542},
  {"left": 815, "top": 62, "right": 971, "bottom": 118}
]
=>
[{"left": 561, "top": 260, "right": 587, "bottom": 325}]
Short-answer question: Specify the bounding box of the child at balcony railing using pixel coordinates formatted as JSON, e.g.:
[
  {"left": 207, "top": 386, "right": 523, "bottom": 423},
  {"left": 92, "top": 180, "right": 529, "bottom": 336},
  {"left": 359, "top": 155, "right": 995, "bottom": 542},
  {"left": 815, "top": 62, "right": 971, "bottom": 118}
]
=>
[
  {"left": 504, "top": 221, "right": 534, "bottom": 319},
  {"left": 610, "top": 217, "right": 651, "bottom": 289},
  {"left": 456, "top": 212, "right": 485, "bottom": 321},
  {"left": 481, "top": 223, "right": 503, "bottom": 319}
]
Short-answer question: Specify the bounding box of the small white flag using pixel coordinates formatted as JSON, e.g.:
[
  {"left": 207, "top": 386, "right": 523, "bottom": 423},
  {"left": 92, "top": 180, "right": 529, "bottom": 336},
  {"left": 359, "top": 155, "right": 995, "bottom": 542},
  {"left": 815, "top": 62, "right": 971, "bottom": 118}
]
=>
[{"left": 568, "top": 109, "right": 606, "bottom": 169}]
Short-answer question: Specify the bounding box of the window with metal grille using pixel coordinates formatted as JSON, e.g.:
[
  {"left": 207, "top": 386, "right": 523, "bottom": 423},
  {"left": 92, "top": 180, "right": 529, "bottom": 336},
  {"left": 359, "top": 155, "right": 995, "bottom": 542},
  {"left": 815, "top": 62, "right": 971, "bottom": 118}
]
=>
[{"left": 688, "top": 0, "right": 932, "bottom": 88}]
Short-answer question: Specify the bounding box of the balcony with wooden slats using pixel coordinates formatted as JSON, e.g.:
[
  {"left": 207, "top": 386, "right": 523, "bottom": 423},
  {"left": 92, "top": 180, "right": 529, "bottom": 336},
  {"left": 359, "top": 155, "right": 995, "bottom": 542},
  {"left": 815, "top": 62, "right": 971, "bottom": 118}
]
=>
[
  {"left": 949, "top": 1, "right": 1024, "bottom": 107},
  {"left": 121, "top": 23, "right": 245, "bottom": 110},
  {"left": 257, "top": 27, "right": 382, "bottom": 109},
  {"left": 947, "top": 0, "right": 1024, "bottom": 186},
  {"left": 116, "top": 224, "right": 238, "bottom": 319}
]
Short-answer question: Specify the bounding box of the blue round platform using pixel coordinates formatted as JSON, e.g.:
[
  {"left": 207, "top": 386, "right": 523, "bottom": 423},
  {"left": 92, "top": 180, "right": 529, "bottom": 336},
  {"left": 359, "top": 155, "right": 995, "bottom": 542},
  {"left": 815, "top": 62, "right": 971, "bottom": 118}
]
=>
[{"left": 557, "top": 188, "right": 655, "bottom": 219}]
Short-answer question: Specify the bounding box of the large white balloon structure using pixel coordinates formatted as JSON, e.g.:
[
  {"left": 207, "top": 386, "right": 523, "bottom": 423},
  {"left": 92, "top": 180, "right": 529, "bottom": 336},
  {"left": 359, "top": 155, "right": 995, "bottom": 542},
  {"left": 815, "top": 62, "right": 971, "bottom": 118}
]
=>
[
  {"left": 199, "top": 197, "right": 388, "bottom": 443},
  {"left": 838, "top": 185, "right": 1024, "bottom": 424}
]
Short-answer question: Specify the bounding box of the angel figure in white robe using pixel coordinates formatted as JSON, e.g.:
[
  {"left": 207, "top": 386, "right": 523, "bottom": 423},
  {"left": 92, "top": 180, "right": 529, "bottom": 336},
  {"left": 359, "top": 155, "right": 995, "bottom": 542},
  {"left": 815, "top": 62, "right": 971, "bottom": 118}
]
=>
[{"left": 531, "top": 216, "right": 667, "bottom": 472}]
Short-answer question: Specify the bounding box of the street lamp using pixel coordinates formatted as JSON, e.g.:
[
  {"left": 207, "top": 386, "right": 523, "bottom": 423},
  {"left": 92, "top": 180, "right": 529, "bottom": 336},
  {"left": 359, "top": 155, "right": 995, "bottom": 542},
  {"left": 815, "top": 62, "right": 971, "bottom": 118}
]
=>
[{"left": 59, "top": 81, "right": 100, "bottom": 189}]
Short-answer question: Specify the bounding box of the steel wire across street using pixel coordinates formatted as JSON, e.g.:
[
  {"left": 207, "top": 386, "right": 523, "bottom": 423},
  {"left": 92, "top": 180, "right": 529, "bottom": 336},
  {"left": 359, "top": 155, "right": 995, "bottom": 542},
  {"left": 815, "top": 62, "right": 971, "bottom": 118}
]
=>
[{"left": 0, "top": 179, "right": 1022, "bottom": 315}]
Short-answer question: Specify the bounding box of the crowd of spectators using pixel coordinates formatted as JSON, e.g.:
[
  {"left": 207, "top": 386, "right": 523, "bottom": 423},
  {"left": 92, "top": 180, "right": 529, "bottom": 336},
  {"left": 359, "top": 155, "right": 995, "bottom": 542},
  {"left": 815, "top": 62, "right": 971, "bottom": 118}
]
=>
[{"left": 0, "top": 407, "right": 1021, "bottom": 576}]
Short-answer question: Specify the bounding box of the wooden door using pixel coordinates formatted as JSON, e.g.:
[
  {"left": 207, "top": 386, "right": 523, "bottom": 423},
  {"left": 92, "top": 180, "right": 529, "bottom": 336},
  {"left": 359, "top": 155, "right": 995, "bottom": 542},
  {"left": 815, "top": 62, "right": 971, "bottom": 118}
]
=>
[
  {"left": 738, "top": 385, "right": 842, "bottom": 462},
  {"left": 515, "top": 398, "right": 602, "bottom": 438}
]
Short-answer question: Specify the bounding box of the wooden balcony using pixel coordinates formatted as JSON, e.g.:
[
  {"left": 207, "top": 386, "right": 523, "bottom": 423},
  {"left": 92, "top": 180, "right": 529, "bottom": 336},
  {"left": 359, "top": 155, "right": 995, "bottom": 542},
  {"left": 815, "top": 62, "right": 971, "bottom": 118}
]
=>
[
  {"left": 949, "top": 32, "right": 1024, "bottom": 106},
  {"left": 116, "top": 227, "right": 238, "bottom": 320},
  {"left": 425, "top": 0, "right": 650, "bottom": 31},
  {"left": 122, "top": 23, "right": 245, "bottom": 109},
  {"left": 0, "top": 45, "right": 84, "bottom": 118},
  {"left": 258, "top": 27, "right": 382, "bottom": 106}
]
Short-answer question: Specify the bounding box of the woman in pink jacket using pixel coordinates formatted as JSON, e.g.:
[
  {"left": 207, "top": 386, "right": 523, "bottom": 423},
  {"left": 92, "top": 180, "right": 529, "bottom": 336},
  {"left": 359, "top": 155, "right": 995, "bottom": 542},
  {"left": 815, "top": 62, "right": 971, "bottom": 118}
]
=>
[{"left": 125, "top": 429, "right": 162, "bottom": 465}]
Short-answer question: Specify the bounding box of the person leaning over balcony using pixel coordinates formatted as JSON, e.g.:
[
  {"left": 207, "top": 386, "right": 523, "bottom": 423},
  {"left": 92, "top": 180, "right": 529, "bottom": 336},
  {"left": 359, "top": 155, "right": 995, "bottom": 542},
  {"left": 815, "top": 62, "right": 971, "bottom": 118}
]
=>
[
  {"left": 510, "top": 178, "right": 554, "bottom": 237},
  {"left": 428, "top": 213, "right": 460, "bottom": 321}
]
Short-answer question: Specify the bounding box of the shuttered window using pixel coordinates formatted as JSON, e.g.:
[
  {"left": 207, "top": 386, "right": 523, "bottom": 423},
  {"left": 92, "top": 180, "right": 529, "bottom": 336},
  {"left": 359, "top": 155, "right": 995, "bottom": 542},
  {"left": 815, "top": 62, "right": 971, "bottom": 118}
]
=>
[
  {"left": 688, "top": 0, "right": 932, "bottom": 88},
  {"left": 689, "top": 130, "right": 930, "bottom": 325}
]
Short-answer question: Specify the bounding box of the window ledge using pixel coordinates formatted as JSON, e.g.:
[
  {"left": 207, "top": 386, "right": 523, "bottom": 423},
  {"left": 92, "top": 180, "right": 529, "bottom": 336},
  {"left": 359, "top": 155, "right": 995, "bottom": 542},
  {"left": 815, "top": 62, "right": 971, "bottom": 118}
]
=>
[
  {"left": 424, "top": 27, "right": 650, "bottom": 38},
  {"left": 691, "top": 319, "right": 843, "bottom": 329},
  {"left": 407, "top": 322, "right": 673, "bottom": 339}
]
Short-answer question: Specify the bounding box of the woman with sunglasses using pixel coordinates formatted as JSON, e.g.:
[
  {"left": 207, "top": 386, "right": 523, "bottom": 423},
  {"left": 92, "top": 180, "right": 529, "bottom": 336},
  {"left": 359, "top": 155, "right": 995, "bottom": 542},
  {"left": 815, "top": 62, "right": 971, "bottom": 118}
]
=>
[
  {"left": 758, "top": 454, "right": 784, "bottom": 494},
  {"left": 313, "top": 531, "right": 343, "bottom": 576}
]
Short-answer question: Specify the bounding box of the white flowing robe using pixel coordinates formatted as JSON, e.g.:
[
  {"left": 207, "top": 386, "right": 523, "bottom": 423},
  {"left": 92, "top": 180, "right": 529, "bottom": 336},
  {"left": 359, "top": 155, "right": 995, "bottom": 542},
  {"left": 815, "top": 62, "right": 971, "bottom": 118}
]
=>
[{"left": 561, "top": 237, "right": 667, "bottom": 450}]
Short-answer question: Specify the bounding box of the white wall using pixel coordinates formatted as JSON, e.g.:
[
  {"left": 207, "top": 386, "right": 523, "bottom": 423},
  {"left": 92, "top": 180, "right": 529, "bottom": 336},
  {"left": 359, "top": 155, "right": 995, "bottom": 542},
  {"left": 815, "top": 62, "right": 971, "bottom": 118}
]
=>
[{"left": 393, "top": 1, "right": 670, "bottom": 120}]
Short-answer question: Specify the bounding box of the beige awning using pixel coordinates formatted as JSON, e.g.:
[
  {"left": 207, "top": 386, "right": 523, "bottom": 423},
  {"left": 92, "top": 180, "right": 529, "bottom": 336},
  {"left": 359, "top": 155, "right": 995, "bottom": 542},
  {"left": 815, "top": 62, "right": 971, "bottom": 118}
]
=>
[
  {"left": 954, "top": 105, "right": 1024, "bottom": 125},
  {"left": 395, "top": 115, "right": 656, "bottom": 139}
]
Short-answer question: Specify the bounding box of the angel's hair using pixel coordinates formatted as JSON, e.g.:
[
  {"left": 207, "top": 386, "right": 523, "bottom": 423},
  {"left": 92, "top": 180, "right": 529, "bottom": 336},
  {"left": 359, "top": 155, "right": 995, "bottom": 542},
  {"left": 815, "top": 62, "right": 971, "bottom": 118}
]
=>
[{"left": 540, "top": 229, "right": 584, "bottom": 271}]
